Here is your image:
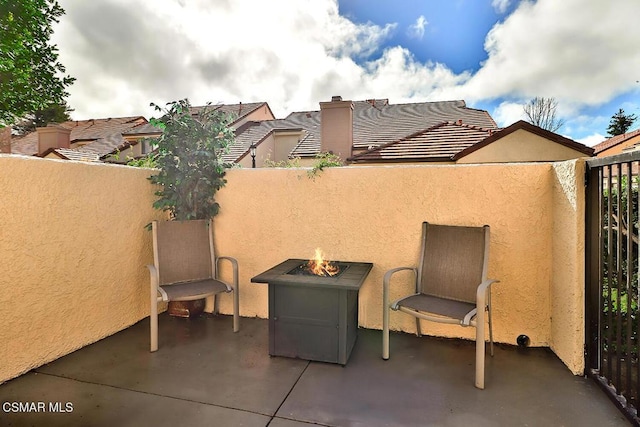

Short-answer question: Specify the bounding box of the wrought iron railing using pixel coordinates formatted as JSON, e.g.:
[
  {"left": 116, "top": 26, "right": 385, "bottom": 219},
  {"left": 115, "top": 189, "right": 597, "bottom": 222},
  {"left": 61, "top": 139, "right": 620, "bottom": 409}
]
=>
[{"left": 586, "top": 152, "right": 640, "bottom": 426}]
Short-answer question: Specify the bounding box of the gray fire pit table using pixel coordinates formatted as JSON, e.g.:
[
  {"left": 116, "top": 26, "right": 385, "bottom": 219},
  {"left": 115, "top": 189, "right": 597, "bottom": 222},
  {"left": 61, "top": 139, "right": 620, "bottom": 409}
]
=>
[{"left": 251, "top": 258, "right": 373, "bottom": 365}]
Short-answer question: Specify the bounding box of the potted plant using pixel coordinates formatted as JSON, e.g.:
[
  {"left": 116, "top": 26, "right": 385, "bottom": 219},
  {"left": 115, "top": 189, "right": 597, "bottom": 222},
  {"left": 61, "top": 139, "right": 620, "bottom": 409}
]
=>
[{"left": 148, "top": 99, "right": 235, "bottom": 317}]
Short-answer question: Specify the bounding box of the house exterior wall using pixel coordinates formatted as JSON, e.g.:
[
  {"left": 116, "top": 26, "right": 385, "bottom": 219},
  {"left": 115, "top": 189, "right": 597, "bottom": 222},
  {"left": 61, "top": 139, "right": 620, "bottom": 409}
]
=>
[
  {"left": 232, "top": 104, "right": 275, "bottom": 130},
  {"left": 236, "top": 133, "right": 277, "bottom": 168},
  {"left": 273, "top": 131, "right": 302, "bottom": 162},
  {"left": 457, "top": 129, "right": 590, "bottom": 163},
  {"left": 0, "top": 157, "right": 587, "bottom": 382},
  {"left": 0, "top": 155, "right": 165, "bottom": 383},
  {"left": 596, "top": 134, "right": 640, "bottom": 157}
]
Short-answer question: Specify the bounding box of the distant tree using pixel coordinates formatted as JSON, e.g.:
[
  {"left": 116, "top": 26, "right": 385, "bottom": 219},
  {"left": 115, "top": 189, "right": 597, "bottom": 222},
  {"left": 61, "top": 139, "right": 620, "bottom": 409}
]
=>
[
  {"left": 607, "top": 109, "right": 637, "bottom": 137},
  {"left": 13, "top": 102, "right": 73, "bottom": 135},
  {"left": 0, "top": 0, "right": 75, "bottom": 127},
  {"left": 522, "top": 97, "right": 565, "bottom": 132}
]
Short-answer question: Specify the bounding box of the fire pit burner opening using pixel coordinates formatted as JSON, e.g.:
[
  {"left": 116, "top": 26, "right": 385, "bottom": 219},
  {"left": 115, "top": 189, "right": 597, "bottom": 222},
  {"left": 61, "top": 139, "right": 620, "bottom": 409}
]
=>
[{"left": 286, "top": 261, "right": 350, "bottom": 277}]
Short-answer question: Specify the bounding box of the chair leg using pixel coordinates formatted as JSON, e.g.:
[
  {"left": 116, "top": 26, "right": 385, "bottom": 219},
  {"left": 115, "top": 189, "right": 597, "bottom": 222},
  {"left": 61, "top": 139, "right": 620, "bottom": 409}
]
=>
[
  {"left": 211, "top": 294, "right": 219, "bottom": 315},
  {"left": 475, "top": 318, "right": 485, "bottom": 389},
  {"left": 488, "top": 305, "right": 494, "bottom": 357},
  {"left": 232, "top": 288, "right": 240, "bottom": 333},
  {"left": 415, "top": 318, "right": 422, "bottom": 337},
  {"left": 150, "top": 294, "right": 158, "bottom": 353},
  {"left": 382, "top": 304, "right": 390, "bottom": 360}
]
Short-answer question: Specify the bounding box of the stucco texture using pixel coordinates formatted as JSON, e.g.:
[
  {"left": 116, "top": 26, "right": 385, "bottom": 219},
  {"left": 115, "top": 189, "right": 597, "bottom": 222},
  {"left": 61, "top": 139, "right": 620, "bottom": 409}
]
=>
[
  {"left": 0, "top": 156, "right": 587, "bottom": 382},
  {"left": 213, "top": 163, "right": 586, "bottom": 372},
  {"left": 0, "top": 155, "right": 164, "bottom": 383},
  {"left": 551, "top": 159, "right": 586, "bottom": 374}
]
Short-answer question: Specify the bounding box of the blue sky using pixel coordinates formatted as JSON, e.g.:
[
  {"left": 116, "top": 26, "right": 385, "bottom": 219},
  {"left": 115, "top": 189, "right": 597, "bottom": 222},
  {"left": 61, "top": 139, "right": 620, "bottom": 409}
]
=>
[
  {"left": 53, "top": 0, "right": 640, "bottom": 146},
  {"left": 339, "top": 0, "right": 513, "bottom": 74},
  {"left": 338, "top": 0, "right": 639, "bottom": 144}
]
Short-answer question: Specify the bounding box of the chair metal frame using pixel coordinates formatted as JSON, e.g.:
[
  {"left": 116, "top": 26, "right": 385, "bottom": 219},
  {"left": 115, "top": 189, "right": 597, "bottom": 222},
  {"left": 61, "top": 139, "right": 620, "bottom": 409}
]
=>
[{"left": 382, "top": 222, "right": 499, "bottom": 389}]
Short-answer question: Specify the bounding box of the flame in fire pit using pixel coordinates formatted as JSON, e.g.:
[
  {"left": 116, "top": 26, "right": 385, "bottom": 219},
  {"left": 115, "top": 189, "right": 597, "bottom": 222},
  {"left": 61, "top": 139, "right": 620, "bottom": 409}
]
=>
[{"left": 306, "top": 248, "right": 340, "bottom": 276}]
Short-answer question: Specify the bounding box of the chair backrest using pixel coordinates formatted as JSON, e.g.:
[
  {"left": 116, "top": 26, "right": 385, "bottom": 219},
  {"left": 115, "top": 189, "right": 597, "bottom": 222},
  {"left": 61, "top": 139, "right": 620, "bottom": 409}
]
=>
[
  {"left": 152, "top": 219, "right": 215, "bottom": 286},
  {"left": 418, "top": 222, "right": 489, "bottom": 304}
]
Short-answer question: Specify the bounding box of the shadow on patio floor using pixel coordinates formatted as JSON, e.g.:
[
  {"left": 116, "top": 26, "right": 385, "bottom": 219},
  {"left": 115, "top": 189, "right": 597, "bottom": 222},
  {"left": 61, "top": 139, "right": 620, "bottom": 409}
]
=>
[{"left": 0, "top": 314, "right": 630, "bottom": 426}]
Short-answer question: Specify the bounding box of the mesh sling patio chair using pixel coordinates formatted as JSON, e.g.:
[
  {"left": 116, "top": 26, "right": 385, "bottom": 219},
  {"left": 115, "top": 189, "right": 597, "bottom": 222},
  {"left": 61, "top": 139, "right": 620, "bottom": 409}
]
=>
[
  {"left": 147, "top": 219, "right": 240, "bottom": 352},
  {"left": 382, "top": 222, "right": 499, "bottom": 389}
]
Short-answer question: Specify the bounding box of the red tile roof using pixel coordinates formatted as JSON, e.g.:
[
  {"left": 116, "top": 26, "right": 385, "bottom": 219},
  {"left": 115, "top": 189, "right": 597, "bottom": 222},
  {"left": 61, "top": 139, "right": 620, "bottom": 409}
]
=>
[
  {"left": 593, "top": 128, "right": 640, "bottom": 154},
  {"left": 348, "top": 121, "right": 494, "bottom": 162},
  {"left": 231, "top": 99, "right": 498, "bottom": 163},
  {"left": 11, "top": 116, "right": 152, "bottom": 156}
]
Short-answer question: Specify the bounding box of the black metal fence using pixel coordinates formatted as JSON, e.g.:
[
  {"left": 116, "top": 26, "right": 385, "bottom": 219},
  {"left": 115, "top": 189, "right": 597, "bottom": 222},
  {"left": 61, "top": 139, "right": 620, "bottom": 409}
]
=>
[{"left": 586, "top": 152, "right": 640, "bottom": 426}]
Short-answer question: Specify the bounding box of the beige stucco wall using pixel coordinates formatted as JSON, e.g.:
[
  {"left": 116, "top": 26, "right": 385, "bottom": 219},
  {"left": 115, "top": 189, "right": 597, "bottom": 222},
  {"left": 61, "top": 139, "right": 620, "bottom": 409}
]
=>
[
  {"left": 457, "top": 129, "right": 589, "bottom": 163},
  {"left": 214, "top": 163, "right": 573, "bottom": 359},
  {"left": 0, "top": 156, "right": 588, "bottom": 382},
  {"left": 0, "top": 155, "right": 164, "bottom": 383},
  {"left": 550, "top": 159, "right": 586, "bottom": 374}
]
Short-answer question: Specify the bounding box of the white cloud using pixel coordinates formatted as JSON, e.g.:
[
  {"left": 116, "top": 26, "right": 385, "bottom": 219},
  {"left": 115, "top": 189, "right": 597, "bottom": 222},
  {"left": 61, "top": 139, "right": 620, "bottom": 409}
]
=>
[
  {"left": 52, "top": 0, "right": 398, "bottom": 119},
  {"left": 491, "top": 101, "right": 525, "bottom": 127},
  {"left": 576, "top": 133, "right": 606, "bottom": 147},
  {"left": 491, "top": 0, "right": 511, "bottom": 14},
  {"left": 407, "top": 15, "right": 428, "bottom": 40},
  {"left": 51, "top": 0, "right": 640, "bottom": 144},
  {"left": 464, "top": 0, "right": 640, "bottom": 106}
]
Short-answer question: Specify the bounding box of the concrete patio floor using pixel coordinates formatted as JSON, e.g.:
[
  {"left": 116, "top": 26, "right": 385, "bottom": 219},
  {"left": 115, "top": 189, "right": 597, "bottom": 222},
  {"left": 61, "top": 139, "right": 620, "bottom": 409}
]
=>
[{"left": 0, "top": 314, "right": 630, "bottom": 427}]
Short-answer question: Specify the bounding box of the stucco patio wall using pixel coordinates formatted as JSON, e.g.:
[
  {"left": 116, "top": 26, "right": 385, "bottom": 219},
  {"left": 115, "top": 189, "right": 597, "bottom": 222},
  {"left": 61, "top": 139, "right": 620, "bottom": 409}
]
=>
[
  {"left": 0, "top": 155, "right": 586, "bottom": 383},
  {"left": 0, "top": 155, "right": 165, "bottom": 384},
  {"left": 214, "top": 160, "right": 586, "bottom": 374}
]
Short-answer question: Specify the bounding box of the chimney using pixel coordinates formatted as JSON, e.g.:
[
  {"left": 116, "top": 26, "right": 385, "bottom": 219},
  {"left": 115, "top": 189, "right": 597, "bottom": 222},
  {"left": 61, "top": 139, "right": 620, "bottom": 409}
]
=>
[
  {"left": 320, "top": 95, "right": 354, "bottom": 160},
  {"left": 0, "top": 126, "right": 11, "bottom": 154},
  {"left": 37, "top": 125, "right": 71, "bottom": 156}
]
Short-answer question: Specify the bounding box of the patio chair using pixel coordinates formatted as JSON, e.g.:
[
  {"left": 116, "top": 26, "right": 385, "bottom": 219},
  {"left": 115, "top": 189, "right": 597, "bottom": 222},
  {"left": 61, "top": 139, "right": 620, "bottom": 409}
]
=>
[
  {"left": 147, "top": 219, "right": 240, "bottom": 352},
  {"left": 382, "top": 222, "right": 499, "bottom": 389}
]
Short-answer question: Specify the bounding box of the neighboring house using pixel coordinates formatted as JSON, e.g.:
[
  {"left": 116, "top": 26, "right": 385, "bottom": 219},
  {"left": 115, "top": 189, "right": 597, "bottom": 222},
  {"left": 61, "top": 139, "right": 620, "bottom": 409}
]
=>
[
  {"left": 349, "top": 119, "right": 593, "bottom": 165},
  {"left": 6, "top": 97, "right": 593, "bottom": 166},
  {"left": 232, "top": 97, "right": 499, "bottom": 167},
  {"left": 8, "top": 101, "right": 274, "bottom": 163},
  {"left": 593, "top": 128, "right": 640, "bottom": 158},
  {"left": 9, "top": 116, "right": 161, "bottom": 162},
  {"left": 452, "top": 120, "right": 594, "bottom": 163},
  {"left": 232, "top": 97, "right": 593, "bottom": 168}
]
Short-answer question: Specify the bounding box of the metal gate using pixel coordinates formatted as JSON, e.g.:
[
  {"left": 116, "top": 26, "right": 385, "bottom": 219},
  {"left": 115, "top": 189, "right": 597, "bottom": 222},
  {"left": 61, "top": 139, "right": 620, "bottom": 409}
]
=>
[{"left": 586, "top": 152, "right": 640, "bottom": 426}]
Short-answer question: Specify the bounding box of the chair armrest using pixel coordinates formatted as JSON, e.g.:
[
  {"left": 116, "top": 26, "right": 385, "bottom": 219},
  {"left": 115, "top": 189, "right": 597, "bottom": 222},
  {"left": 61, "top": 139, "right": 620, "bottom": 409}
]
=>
[
  {"left": 477, "top": 279, "right": 499, "bottom": 300},
  {"left": 476, "top": 278, "right": 499, "bottom": 317},
  {"left": 216, "top": 256, "right": 239, "bottom": 292},
  {"left": 383, "top": 267, "right": 418, "bottom": 309},
  {"left": 147, "top": 264, "right": 168, "bottom": 301}
]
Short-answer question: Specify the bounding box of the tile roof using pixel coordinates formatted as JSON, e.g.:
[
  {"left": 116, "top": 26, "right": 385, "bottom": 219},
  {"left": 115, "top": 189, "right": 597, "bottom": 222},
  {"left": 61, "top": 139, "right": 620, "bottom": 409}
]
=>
[
  {"left": 230, "top": 99, "right": 498, "bottom": 162},
  {"left": 46, "top": 147, "right": 102, "bottom": 162},
  {"left": 349, "top": 121, "right": 494, "bottom": 162},
  {"left": 593, "top": 128, "right": 640, "bottom": 154},
  {"left": 189, "top": 102, "right": 271, "bottom": 126},
  {"left": 11, "top": 116, "right": 152, "bottom": 156},
  {"left": 350, "top": 119, "right": 594, "bottom": 163},
  {"left": 227, "top": 119, "right": 305, "bottom": 163}
]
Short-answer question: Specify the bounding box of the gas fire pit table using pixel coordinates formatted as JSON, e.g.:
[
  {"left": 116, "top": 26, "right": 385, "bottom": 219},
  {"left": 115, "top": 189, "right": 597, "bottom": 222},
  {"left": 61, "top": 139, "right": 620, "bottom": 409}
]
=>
[{"left": 251, "top": 258, "right": 373, "bottom": 365}]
